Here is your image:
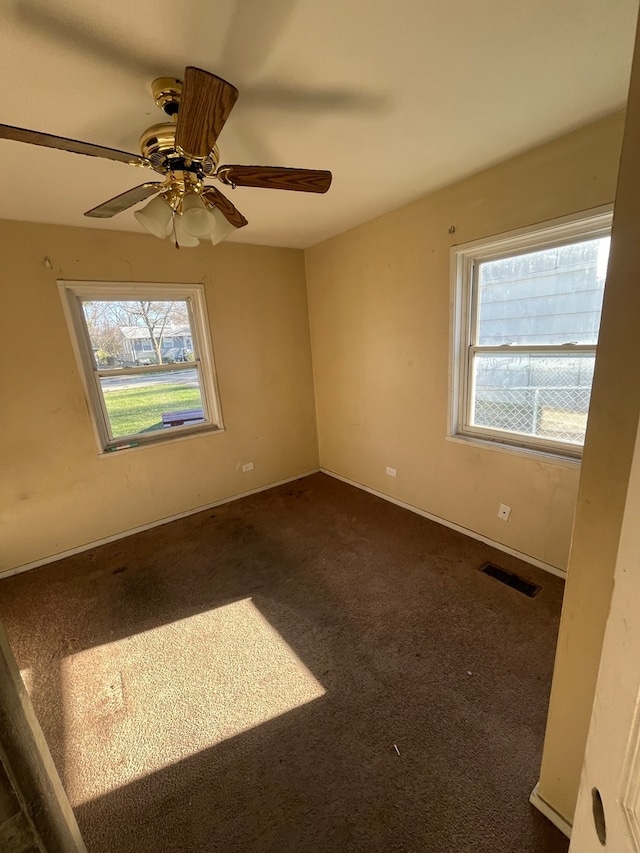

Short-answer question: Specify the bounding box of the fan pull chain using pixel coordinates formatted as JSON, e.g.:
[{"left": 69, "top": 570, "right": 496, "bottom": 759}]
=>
[{"left": 171, "top": 211, "right": 179, "bottom": 250}]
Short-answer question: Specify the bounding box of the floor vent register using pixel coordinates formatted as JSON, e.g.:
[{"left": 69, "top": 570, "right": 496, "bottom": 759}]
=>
[{"left": 480, "top": 562, "right": 541, "bottom": 598}]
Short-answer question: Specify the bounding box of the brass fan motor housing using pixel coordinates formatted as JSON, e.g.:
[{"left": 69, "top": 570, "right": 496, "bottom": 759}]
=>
[
  {"left": 139, "top": 122, "right": 179, "bottom": 162},
  {"left": 139, "top": 122, "right": 219, "bottom": 175}
]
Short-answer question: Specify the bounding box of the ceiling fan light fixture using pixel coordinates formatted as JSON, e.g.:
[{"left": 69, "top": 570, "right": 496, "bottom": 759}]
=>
[
  {"left": 134, "top": 194, "right": 172, "bottom": 239},
  {"left": 181, "top": 192, "right": 216, "bottom": 238},
  {"left": 173, "top": 213, "right": 200, "bottom": 247},
  {"left": 0, "top": 66, "right": 332, "bottom": 243},
  {"left": 210, "top": 204, "right": 236, "bottom": 246}
]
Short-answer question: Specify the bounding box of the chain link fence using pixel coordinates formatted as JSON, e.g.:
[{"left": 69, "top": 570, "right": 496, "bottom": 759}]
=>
[
  {"left": 472, "top": 354, "right": 595, "bottom": 444},
  {"left": 473, "top": 385, "right": 592, "bottom": 443}
]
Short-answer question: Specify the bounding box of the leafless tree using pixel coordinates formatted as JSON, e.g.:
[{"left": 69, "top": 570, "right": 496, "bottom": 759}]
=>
[
  {"left": 83, "top": 302, "right": 125, "bottom": 363},
  {"left": 122, "top": 301, "right": 176, "bottom": 365}
]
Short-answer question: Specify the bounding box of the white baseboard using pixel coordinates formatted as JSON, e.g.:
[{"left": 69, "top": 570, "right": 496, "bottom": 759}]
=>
[
  {"left": 530, "top": 782, "right": 572, "bottom": 838},
  {"left": 4, "top": 466, "right": 566, "bottom": 582},
  {"left": 2, "top": 469, "right": 320, "bottom": 579},
  {"left": 321, "top": 468, "right": 567, "bottom": 580}
]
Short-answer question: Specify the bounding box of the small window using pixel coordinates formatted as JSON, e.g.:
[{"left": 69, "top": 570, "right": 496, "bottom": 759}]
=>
[
  {"left": 59, "top": 281, "right": 223, "bottom": 452},
  {"left": 451, "top": 208, "right": 612, "bottom": 458}
]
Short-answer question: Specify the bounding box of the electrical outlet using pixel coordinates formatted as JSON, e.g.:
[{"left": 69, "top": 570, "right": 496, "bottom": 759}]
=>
[
  {"left": 498, "top": 504, "right": 511, "bottom": 521},
  {"left": 386, "top": 466, "right": 397, "bottom": 477},
  {"left": 242, "top": 462, "right": 255, "bottom": 473}
]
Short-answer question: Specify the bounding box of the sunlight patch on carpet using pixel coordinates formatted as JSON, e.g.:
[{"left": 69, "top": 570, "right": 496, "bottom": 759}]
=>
[
  {"left": 19, "top": 666, "right": 32, "bottom": 694},
  {"left": 58, "top": 599, "right": 324, "bottom": 806}
]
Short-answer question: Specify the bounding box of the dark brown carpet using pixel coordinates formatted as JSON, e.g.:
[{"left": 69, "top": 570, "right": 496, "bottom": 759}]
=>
[{"left": 0, "top": 473, "right": 568, "bottom": 853}]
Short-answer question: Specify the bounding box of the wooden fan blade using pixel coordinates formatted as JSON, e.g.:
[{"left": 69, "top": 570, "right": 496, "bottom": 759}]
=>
[
  {"left": 0, "top": 124, "right": 146, "bottom": 166},
  {"left": 202, "top": 186, "right": 248, "bottom": 228},
  {"left": 175, "top": 67, "right": 239, "bottom": 159},
  {"left": 217, "top": 165, "right": 332, "bottom": 193},
  {"left": 84, "top": 183, "right": 163, "bottom": 218}
]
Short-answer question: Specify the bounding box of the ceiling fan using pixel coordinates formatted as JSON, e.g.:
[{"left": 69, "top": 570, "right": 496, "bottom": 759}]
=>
[{"left": 0, "top": 66, "right": 332, "bottom": 247}]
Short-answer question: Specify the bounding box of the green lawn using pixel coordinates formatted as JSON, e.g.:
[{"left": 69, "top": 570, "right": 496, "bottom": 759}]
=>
[{"left": 103, "top": 383, "right": 203, "bottom": 437}]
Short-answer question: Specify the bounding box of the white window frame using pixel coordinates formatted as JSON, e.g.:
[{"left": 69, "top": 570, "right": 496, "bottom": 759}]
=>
[
  {"left": 449, "top": 206, "right": 613, "bottom": 461},
  {"left": 58, "top": 280, "right": 224, "bottom": 454}
]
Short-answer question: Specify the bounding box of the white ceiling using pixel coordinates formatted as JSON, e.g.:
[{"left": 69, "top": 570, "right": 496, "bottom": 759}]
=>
[{"left": 0, "top": 0, "right": 637, "bottom": 248}]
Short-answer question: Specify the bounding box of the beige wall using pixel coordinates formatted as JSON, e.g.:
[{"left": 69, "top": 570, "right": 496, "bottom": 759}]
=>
[
  {"left": 539, "top": 34, "right": 640, "bottom": 825},
  {"left": 305, "top": 112, "right": 624, "bottom": 572},
  {"left": 0, "top": 221, "right": 318, "bottom": 572}
]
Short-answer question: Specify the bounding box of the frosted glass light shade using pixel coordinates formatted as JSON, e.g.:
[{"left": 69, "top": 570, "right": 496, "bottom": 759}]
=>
[
  {"left": 210, "top": 205, "right": 236, "bottom": 246},
  {"left": 173, "top": 215, "right": 200, "bottom": 247},
  {"left": 134, "top": 195, "right": 172, "bottom": 239},
  {"left": 182, "top": 193, "right": 216, "bottom": 238}
]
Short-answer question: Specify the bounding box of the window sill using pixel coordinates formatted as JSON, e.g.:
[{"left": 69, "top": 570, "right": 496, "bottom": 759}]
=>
[
  {"left": 446, "top": 432, "right": 582, "bottom": 469},
  {"left": 98, "top": 424, "right": 225, "bottom": 458}
]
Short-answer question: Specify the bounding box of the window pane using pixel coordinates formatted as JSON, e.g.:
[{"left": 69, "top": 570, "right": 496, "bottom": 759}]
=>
[
  {"left": 100, "top": 368, "right": 204, "bottom": 439},
  {"left": 471, "top": 353, "right": 595, "bottom": 445},
  {"left": 477, "top": 237, "right": 610, "bottom": 345},
  {"left": 81, "top": 299, "right": 194, "bottom": 368}
]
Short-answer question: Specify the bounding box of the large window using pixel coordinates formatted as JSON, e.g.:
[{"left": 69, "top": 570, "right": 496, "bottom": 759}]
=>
[
  {"left": 451, "top": 208, "right": 612, "bottom": 458},
  {"left": 59, "top": 281, "right": 223, "bottom": 452}
]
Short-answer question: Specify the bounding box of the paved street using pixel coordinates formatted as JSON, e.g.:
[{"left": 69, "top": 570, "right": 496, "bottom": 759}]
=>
[{"left": 101, "top": 368, "right": 199, "bottom": 392}]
